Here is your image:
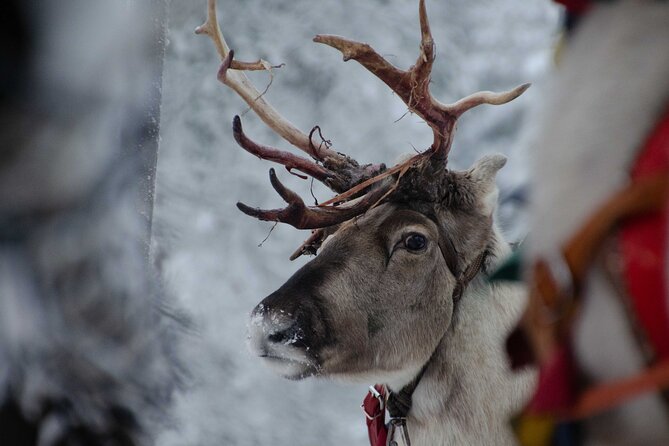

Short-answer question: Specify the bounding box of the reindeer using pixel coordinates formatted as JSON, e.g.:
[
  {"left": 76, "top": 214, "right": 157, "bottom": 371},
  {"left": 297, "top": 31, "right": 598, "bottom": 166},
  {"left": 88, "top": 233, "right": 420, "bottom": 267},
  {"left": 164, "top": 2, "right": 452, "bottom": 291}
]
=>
[{"left": 197, "top": 1, "right": 535, "bottom": 444}]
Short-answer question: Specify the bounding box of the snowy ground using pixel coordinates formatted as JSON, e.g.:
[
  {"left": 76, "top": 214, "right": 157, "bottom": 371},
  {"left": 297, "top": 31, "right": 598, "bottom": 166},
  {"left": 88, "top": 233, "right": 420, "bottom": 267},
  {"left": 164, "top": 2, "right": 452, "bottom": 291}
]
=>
[{"left": 152, "top": 1, "right": 559, "bottom": 445}]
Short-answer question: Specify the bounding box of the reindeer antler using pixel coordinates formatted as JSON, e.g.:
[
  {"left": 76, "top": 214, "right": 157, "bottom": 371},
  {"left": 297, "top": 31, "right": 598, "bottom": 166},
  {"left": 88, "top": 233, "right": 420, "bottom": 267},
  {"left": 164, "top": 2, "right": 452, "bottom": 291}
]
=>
[
  {"left": 237, "top": 169, "right": 394, "bottom": 230},
  {"left": 196, "top": 0, "right": 392, "bottom": 238},
  {"left": 197, "top": 0, "right": 529, "bottom": 257},
  {"left": 196, "top": 0, "right": 385, "bottom": 193},
  {"left": 196, "top": 0, "right": 323, "bottom": 158},
  {"left": 314, "top": 0, "right": 529, "bottom": 160}
]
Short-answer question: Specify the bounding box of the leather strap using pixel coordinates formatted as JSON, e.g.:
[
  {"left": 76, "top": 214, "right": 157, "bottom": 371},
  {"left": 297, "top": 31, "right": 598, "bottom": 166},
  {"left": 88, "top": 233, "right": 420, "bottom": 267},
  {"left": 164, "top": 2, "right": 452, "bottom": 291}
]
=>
[
  {"left": 515, "top": 172, "right": 669, "bottom": 419},
  {"left": 524, "top": 172, "right": 669, "bottom": 367},
  {"left": 387, "top": 366, "right": 428, "bottom": 419},
  {"left": 453, "top": 249, "right": 487, "bottom": 303},
  {"left": 434, "top": 220, "right": 461, "bottom": 279},
  {"left": 569, "top": 358, "right": 669, "bottom": 420}
]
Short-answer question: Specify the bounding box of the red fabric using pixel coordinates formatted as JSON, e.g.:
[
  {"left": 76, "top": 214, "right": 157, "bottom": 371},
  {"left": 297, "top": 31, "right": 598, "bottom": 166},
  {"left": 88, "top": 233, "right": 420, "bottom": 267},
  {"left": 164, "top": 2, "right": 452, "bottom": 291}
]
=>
[
  {"left": 524, "top": 105, "right": 669, "bottom": 418},
  {"left": 526, "top": 345, "right": 577, "bottom": 414},
  {"left": 554, "top": 0, "right": 592, "bottom": 15},
  {"left": 620, "top": 106, "right": 669, "bottom": 361},
  {"left": 363, "top": 385, "right": 388, "bottom": 446}
]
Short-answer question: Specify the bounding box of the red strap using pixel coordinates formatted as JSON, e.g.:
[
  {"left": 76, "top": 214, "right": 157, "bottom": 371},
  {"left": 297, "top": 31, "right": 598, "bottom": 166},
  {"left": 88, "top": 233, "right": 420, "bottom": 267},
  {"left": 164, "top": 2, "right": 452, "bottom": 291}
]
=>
[
  {"left": 363, "top": 385, "right": 388, "bottom": 446},
  {"left": 621, "top": 105, "right": 669, "bottom": 361}
]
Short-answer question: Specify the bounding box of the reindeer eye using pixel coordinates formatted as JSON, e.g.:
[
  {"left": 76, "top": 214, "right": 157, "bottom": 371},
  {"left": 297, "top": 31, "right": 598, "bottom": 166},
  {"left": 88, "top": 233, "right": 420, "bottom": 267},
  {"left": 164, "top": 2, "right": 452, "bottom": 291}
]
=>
[{"left": 404, "top": 233, "right": 427, "bottom": 251}]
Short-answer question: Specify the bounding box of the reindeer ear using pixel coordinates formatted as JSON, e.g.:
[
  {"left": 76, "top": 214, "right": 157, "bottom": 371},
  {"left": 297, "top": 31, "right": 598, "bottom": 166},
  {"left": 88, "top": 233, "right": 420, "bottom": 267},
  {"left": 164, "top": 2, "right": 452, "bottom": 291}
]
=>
[{"left": 469, "top": 154, "right": 507, "bottom": 215}]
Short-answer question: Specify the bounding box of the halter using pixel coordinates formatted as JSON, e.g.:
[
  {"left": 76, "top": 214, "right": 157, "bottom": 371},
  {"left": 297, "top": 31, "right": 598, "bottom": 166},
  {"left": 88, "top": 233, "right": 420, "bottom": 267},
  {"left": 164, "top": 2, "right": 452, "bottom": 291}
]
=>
[{"left": 362, "top": 242, "right": 489, "bottom": 446}]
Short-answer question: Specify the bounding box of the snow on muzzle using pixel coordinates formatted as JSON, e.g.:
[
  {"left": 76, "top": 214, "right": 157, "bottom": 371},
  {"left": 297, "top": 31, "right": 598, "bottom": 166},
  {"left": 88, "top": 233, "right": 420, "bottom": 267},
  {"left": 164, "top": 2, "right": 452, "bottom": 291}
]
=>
[{"left": 247, "top": 280, "right": 332, "bottom": 380}]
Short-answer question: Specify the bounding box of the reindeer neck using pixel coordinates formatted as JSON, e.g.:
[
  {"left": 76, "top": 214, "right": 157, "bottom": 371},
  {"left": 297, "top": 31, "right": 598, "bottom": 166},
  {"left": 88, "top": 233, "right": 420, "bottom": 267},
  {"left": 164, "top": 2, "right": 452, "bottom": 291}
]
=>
[{"left": 402, "top": 230, "right": 531, "bottom": 445}]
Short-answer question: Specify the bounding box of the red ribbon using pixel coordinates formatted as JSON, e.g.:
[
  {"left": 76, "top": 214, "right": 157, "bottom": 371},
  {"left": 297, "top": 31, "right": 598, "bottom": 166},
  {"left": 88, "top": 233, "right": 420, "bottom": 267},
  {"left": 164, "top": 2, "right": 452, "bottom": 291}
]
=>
[{"left": 362, "top": 385, "right": 388, "bottom": 446}]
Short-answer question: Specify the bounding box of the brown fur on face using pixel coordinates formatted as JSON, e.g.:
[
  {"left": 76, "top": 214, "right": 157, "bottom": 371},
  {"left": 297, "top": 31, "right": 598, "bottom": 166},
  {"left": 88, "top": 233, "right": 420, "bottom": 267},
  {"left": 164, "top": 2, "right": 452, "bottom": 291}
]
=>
[{"left": 247, "top": 155, "right": 506, "bottom": 383}]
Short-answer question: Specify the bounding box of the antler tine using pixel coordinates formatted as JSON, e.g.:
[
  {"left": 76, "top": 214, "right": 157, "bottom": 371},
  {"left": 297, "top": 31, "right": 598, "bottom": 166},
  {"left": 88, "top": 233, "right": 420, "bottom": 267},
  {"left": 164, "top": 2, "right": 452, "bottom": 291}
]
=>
[
  {"left": 313, "top": 0, "right": 442, "bottom": 148},
  {"left": 196, "top": 0, "right": 343, "bottom": 162},
  {"left": 443, "top": 83, "right": 532, "bottom": 117},
  {"left": 237, "top": 169, "right": 392, "bottom": 230},
  {"left": 311, "top": 36, "right": 412, "bottom": 111},
  {"left": 314, "top": 0, "right": 530, "bottom": 161},
  {"left": 413, "top": 0, "right": 435, "bottom": 100},
  {"left": 232, "top": 115, "right": 385, "bottom": 193},
  {"left": 232, "top": 115, "right": 332, "bottom": 184},
  {"left": 313, "top": 1, "right": 433, "bottom": 109}
]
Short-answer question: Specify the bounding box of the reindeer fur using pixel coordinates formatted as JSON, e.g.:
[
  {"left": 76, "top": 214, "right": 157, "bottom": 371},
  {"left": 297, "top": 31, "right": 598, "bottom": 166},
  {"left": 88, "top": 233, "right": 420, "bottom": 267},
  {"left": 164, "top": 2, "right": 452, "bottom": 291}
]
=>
[{"left": 249, "top": 155, "right": 535, "bottom": 445}]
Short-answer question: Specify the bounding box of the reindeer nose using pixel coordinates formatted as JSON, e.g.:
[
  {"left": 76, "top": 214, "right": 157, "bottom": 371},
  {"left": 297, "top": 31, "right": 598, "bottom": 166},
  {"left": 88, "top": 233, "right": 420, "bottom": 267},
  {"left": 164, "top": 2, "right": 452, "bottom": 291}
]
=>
[
  {"left": 248, "top": 271, "right": 331, "bottom": 362},
  {"left": 266, "top": 322, "right": 300, "bottom": 345},
  {"left": 249, "top": 300, "right": 301, "bottom": 349},
  {"left": 247, "top": 291, "right": 324, "bottom": 379}
]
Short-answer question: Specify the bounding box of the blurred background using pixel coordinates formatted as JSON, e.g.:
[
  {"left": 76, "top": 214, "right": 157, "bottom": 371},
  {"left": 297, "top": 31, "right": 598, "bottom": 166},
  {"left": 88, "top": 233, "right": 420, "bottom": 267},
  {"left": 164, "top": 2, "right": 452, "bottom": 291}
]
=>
[
  {"left": 1, "top": 1, "right": 182, "bottom": 445},
  {"left": 152, "top": 1, "right": 560, "bottom": 445}
]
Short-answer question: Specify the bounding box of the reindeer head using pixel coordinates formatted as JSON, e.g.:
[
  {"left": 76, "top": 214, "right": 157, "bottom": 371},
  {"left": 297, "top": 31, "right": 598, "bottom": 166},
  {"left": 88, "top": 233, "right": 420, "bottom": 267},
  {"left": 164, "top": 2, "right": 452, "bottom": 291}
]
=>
[
  {"left": 197, "top": 0, "right": 527, "bottom": 382},
  {"left": 247, "top": 155, "right": 508, "bottom": 381}
]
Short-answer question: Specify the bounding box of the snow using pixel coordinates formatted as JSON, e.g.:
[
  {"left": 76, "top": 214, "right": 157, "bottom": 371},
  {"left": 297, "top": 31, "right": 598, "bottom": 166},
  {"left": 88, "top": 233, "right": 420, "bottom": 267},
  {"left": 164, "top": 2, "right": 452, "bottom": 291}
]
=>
[{"left": 152, "top": 1, "right": 560, "bottom": 444}]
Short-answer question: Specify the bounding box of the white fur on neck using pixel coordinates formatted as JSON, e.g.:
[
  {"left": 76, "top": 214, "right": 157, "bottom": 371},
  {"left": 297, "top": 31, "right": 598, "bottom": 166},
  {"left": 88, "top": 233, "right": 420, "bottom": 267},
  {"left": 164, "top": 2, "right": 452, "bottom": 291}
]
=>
[{"left": 390, "top": 225, "right": 535, "bottom": 446}]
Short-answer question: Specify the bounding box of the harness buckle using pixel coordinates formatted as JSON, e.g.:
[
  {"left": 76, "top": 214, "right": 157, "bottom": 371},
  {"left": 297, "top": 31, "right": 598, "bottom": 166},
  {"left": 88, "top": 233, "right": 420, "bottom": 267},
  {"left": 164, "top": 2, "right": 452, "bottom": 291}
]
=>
[
  {"left": 361, "top": 385, "right": 385, "bottom": 420},
  {"left": 388, "top": 417, "right": 411, "bottom": 446}
]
